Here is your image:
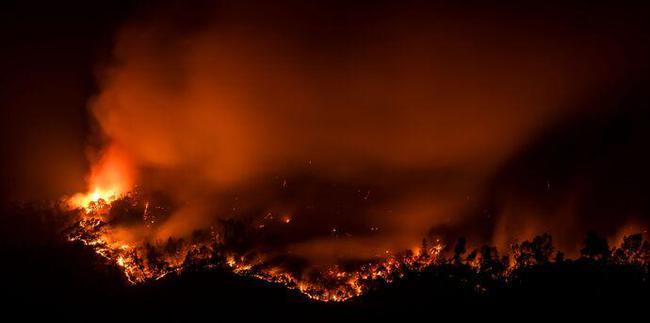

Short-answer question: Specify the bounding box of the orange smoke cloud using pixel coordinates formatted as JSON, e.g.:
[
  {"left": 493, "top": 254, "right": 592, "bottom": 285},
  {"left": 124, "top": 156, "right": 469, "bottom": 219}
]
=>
[{"left": 78, "top": 3, "right": 647, "bottom": 263}]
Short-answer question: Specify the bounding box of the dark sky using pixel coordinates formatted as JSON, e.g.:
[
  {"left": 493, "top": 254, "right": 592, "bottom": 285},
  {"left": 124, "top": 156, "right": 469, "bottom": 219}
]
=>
[{"left": 0, "top": 1, "right": 138, "bottom": 201}]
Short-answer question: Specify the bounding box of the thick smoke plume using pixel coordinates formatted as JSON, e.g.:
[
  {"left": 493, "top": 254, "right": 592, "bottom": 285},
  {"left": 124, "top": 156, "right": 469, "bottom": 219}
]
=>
[{"left": 83, "top": 2, "right": 648, "bottom": 263}]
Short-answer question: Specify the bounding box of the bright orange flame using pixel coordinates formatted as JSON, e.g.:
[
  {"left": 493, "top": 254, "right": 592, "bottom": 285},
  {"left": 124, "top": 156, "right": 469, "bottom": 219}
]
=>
[{"left": 68, "top": 144, "right": 136, "bottom": 211}]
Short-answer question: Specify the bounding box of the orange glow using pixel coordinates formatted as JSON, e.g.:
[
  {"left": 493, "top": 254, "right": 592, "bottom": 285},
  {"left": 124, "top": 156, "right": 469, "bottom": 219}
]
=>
[
  {"left": 68, "top": 144, "right": 135, "bottom": 211},
  {"left": 68, "top": 197, "right": 446, "bottom": 302},
  {"left": 57, "top": 3, "right": 650, "bottom": 303}
]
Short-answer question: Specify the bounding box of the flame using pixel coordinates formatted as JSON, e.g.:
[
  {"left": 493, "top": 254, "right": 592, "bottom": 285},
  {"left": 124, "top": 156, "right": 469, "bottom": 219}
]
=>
[
  {"left": 66, "top": 192, "right": 446, "bottom": 302},
  {"left": 281, "top": 215, "right": 292, "bottom": 224},
  {"left": 64, "top": 192, "right": 649, "bottom": 302},
  {"left": 68, "top": 144, "right": 135, "bottom": 211}
]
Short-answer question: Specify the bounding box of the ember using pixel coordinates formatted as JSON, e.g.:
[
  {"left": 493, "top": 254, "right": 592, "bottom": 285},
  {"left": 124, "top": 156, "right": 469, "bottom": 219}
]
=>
[
  {"left": 3, "top": 0, "right": 650, "bottom": 316},
  {"left": 64, "top": 192, "right": 649, "bottom": 302},
  {"left": 65, "top": 192, "right": 447, "bottom": 301}
]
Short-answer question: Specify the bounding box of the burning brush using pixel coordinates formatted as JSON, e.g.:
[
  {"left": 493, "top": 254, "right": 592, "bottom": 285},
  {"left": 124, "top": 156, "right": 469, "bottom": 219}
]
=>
[
  {"left": 64, "top": 189, "right": 446, "bottom": 302},
  {"left": 61, "top": 143, "right": 649, "bottom": 302},
  {"left": 64, "top": 189, "right": 650, "bottom": 302}
]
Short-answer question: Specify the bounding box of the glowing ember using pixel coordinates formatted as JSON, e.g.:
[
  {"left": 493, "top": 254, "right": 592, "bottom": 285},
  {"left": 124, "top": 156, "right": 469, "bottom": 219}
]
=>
[
  {"left": 64, "top": 192, "right": 650, "bottom": 302},
  {"left": 65, "top": 192, "right": 446, "bottom": 301}
]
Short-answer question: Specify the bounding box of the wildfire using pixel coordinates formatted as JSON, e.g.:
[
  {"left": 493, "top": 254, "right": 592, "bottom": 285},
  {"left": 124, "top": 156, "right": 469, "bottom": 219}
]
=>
[
  {"left": 63, "top": 148, "right": 648, "bottom": 302},
  {"left": 65, "top": 190, "right": 446, "bottom": 302},
  {"left": 63, "top": 191, "right": 650, "bottom": 302},
  {"left": 67, "top": 144, "right": 135, "bottom": 211},
  {"left": 69, "top": 188, "right": 119, "bottom": 210}
]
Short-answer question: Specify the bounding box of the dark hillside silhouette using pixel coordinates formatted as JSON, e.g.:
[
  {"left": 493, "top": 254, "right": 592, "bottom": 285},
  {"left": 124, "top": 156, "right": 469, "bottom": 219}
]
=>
[{"left": 1, "top": 202, "right": 647, "bottom": 318}]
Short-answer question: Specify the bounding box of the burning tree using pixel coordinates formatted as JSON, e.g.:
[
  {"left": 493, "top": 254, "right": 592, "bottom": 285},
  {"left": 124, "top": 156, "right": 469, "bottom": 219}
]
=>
[
  {"left": 61, "top": 186, "right": 649, "bottom": 303},
  {"left": 511, "top": 234, "right": 554, "bottom": 268}
]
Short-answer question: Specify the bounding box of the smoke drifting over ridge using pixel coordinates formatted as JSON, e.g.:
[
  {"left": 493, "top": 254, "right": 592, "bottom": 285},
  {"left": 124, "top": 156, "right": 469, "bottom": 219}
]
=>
[{"left": 85, "top": 2, "right": 649, "bottom": 262}]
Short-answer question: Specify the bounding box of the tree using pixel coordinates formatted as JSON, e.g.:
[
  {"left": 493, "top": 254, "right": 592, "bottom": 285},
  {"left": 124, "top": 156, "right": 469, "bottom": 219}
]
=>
[
  {"left": 613, "top": 234, "right": 647, "bottom": 264},
  {"left": 512, "top": 234, "right": 554, "bottom": 267},
  {"left": 453, "top": 237, "right": 467, "bottom": 264},
  {"left": 478, "top": 245, "right": 504, "bottom": 275},
  {"left": 512, "top": 240, "right": 533, "bottom": 267},
  {"left": 580, "top": 231, "right": 610, "bottom": 261},
  {"left": 531, "top": 233, "right": 553, "bottom": 264},
  {"left": 420, "top": 238, "right": 430, "bottom": 259},
  {"left": 639, "top": 240, "right": 650, "bottom": 264},
  {"left": 622, "top": 233, "right": 643, "bottom": 252}
]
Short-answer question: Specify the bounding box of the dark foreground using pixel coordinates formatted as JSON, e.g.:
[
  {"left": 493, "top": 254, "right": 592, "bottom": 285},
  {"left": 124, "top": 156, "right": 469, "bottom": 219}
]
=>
[{"left": 1, "top": 204, "right": 648, "bottom": 320}]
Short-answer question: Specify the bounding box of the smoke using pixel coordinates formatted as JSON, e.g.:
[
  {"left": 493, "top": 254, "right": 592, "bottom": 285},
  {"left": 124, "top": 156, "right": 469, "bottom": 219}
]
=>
[{"left": 86, "top": 2, "right": 648, "bottom": 263}]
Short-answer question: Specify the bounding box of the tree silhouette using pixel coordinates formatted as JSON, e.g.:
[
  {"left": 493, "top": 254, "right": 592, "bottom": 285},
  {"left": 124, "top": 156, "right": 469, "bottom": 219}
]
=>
[
  {"left": 531, "top": 234, "right": 553, "bottom": 264},
  {"left": 453, "top": 237, "right": 467, "bottom": 264},
  {"left": 478, "top": 245, "right": 504, "bottom": 275},
  {"left": 580, "top": 231, "right": 610, "bottom": 261}
]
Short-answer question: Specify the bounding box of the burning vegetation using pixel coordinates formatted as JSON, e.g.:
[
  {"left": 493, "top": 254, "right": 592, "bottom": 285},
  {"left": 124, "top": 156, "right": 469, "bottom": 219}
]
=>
[
  {"left": 3, "top": 1, "right": 650, "bottom": 317},
  {"left": 65, "top": 190, "right": 446, "bottom": 302},
  {"left": 63, "top": 190, "right": 649, "bottom": 302},
  {"left": 42, "top": 1, "right": 649, "bottom": 304}
]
